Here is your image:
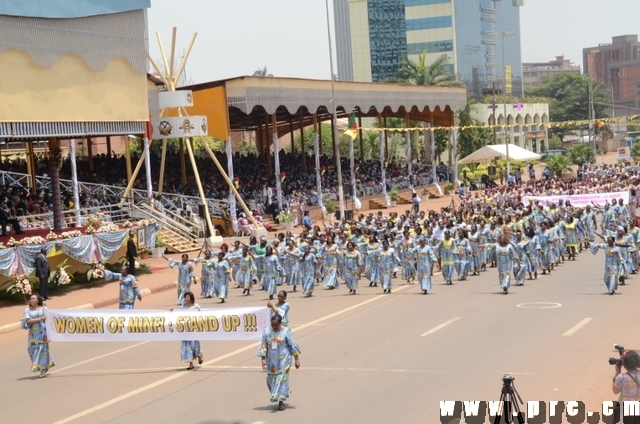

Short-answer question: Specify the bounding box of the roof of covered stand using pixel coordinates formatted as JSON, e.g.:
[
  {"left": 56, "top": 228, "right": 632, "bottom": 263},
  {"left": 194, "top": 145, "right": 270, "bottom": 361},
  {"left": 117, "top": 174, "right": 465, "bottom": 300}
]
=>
[
  {"left": 459, "top": 144, "right": 541, "bottom": 165},
  {"left": 179, "top": 76, "right": 467, "bottom": 139}
]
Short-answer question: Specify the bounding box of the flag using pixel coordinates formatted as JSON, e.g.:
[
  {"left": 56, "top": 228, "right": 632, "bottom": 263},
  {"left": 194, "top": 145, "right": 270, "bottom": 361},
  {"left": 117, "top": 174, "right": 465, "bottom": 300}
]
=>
[
  {"left": 344, "top": 112, "right": 358, "bottom": 139},
  {"left": 355, "top": 163, "right": 360, "bottom": 173},
  {"left": 321, "top": 166, "right": 326, "bottom": 176},
  {"left": 234, "top": 176, "right": 240, "bottom": 189},
  {"left": 280, "top": 171, "right": 286, "bottom": 183}
]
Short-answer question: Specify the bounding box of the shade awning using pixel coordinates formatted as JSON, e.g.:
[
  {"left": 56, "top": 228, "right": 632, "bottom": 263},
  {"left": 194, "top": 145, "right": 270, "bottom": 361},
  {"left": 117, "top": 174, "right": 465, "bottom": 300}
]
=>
[{"left": 458, "top": 144, "right": 541, "bottom": 164}]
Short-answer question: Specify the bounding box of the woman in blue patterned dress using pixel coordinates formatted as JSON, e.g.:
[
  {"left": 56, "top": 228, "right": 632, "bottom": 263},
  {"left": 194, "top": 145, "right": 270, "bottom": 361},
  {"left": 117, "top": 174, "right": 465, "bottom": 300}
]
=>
[
  {"left": 495, "top": 235, "right": 521, "bottom": 294},
  {"left": 365, "top": 237, "right": 380, "bottom": 287},
  {"left": 258, "top": 314, "right": 301, "bottom": 411},
  {"left": 591, "top": 235, "right": 623, "bottom": 295},
  {"left": 212, "top": 252, "right": 232, "bottom": 303},
  {"left": 104, "top": 266, "right": 142, "bottom": 309},
  {"left": 22, "top": 294, "right": 55, "bottom": 378},
  {"left": 412, "top": 237, "right": 437, "bottom": 294},
  {"left": 436, "top": 230, "right": 455, "bottom": 285},
  {"left": 376, "top": 240, "right": 401, "bottom": 294},
  {"left": 454, "top": 229, "right": 472, "bottom": 280},
  {"left": 524, "top": 227, "right": 541, "bottom": 280},
  {"left": 319, "top": 237, "right": 340, "bottom": 290},
  {"left": 163, "top": 253, "right": 196, "bottom": 305},
  {"left": 236, "top": 246, "right": 257, "bottom": 296},
  {"left": 399, "top": 232, "right": 416, "bottom": 284},
  {"left": 170, "top": 291, "right": 203, "bottom": 370},
  {"left": 267, "top": 290, "right": 291, "bottom": 328},
  {"left": 467, "top": 224, "right": 482, "bottom": 276},
  {"left": 299, "top": 246, "right": 318, "bottom": 297},
  {"left": 536, "top": 222, "right": 553, "bottom": 275},
  {"left": 342, "top": 241, "right": 363, "bottom": 295},
  {"left": 263, "top": 246, "right": 284, "bottom": 300},
  {"left": 228, "top": 241, "right": 243, "bottom": 287},
  {"left": 511, "top": 231, "right": 528, "bottom": 286},
  {"left": 194, "top": 250, "right": 215, "bottom": 298},
  {"left": 282, "top": 241, "right": 301, "bottom": 292}
]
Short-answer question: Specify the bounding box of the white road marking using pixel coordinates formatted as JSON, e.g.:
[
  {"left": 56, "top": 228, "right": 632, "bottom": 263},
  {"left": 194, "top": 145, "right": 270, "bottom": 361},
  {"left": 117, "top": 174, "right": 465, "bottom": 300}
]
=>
[
  {"left": 49, "top": 342, "right": 149, "bottom": 375},
  {"left": 563, "top": 318, "right": 592, "bottom": 336},
  {"left": 250, "top": 421, "right": 266, "bottom": 424},
  {"left": 53, "top": 283, "right": 414, "bottom": 424},
  {"left": 516, "top": 302, "right": 562, "bottom": 309},
  {"left": 421, "top": 317, "right": 461, "bottom": 337}
]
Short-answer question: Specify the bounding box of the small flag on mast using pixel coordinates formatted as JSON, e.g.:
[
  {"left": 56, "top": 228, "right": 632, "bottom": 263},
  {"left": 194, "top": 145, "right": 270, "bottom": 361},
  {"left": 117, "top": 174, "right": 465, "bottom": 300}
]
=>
[{"left": 344, "top": 112, "right": 358, "bottom": 139}]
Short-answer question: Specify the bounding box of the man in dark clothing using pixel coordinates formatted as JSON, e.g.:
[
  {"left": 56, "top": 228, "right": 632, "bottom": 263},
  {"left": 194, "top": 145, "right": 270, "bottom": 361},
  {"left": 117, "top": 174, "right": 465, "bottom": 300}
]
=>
[
  {"left": 127, "top": 233, "right": 138, "bottom": 277},
  {"left": 35, "top": 248, "right": 50, "bottom": 300}
]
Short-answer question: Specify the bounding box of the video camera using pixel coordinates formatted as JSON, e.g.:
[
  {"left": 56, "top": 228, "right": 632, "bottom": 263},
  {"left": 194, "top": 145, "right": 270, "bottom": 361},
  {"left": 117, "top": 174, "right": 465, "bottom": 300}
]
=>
[
  {"left": 502, "top": 374, "right": 515, "bottom": 386},
  {"left": 608, "top": 344, "right": 627, "bottom": 366}
]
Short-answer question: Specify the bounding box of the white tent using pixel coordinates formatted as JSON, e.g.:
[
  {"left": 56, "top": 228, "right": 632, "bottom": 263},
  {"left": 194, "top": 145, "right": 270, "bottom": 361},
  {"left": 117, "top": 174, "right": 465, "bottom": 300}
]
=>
[{"left": 458, "top": 144, "right": 541, "bottom": 164}]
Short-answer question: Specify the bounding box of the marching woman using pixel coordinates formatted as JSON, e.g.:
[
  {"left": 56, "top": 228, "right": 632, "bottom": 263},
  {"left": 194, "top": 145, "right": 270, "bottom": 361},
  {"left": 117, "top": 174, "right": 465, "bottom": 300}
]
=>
[
  {"left": 524, "top": 227, "right": 541, "bottom": 280},
  {"left": 212, "top": 252, "right": 232, "bottom": 303},
  {"left": 282, "top": 241, "right": 301, "bottom": 293},
  {"left": 467, "top": 224, "right": 483, "bottom": 275},
  {"left": 267, "top": 290, "right": 291, "bottom": 328},
  {"left": 398, "top": 232, "right": 416, "bottom": 284},
  {"left": 581, "top": 205, "right": 598, "bottom": 250},
  {"left": 560, "top": 216, "right": 579, "bottom": 261},
  {"left": 342, "top": 241, "right": 363, "bottom": 295},
  {"left": 257, "top": 314, "right": 301, "bottom": 411},
  {"left": 364, "top": 236, "right": 380, "bottom": 287},
  {"left": 194, "top": 250, "right": 215, "bottom": 298},
  {"left": 319, "top": 236, "right": 340, "bottom": 290},
  {"left": 170, "top": 291, "right": 203, "bottom": 370},
  {"left": 495, "top": 234, "right": 521, "bottom": 294},
  {"left": 376, "top": 240, "right": 401, "bottom": 294},
  {"left": 536, "top": 222, "right": 553, "bottom": 275},
  {"left": 454, "top": 229, "right": 472, "bottom": 281},
  {"left": 22, "top": 294, "right": 55, "bottom": 378},
  {"left": 104, "top": 266, "right": 142, "bottom": 309},
  {"left": 436, "top": 230, "right": 455, "bottom": 285},
  {"left": 263, "top": 246, "right": 284, "bottom": 300},
  {"left": 614, "top": 226, "right": 631, "bottom": 282},
  {"left": 299, "top": 245, "right": 318, "bottom": 297},
  {"left": 511, "top": 231, "right": 529, "bottom": 286},
  {"left": 236, "top": 246, "right": 257, "bottom": 296},
  {"left": 162, "top": 253, "right": 196, "bottom": 305},
  {"left": 412, "top": 236, "right": 437, "bottom": 294},
  {"left": 591, "top": 235, "right": 623, "bottom": 295},
  {"left": 228, "top": 241, "right": 243, "bottom": 287}
]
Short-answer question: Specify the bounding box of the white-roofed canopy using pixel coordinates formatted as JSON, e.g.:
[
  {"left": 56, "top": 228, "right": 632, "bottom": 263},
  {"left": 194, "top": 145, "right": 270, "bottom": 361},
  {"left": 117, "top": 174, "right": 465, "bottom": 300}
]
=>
[{"left": 458, "top": 144, "right": 541, "bottom": 165}]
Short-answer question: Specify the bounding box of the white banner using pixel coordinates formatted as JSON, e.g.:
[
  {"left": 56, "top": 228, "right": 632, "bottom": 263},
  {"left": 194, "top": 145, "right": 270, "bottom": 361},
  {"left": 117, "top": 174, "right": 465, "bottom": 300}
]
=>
[
  {"left": 45, "top": 307, "right": 270, "bottom": 342},
  {"left": 523, "top": 191, "right": 629, "bottom": 208}
]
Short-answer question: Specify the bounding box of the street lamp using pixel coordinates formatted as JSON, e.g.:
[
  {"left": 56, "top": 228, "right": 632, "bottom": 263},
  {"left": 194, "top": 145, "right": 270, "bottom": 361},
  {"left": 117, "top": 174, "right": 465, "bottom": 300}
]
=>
[{"left": 502, "top": 31, "right": 515, "bottom": 176}]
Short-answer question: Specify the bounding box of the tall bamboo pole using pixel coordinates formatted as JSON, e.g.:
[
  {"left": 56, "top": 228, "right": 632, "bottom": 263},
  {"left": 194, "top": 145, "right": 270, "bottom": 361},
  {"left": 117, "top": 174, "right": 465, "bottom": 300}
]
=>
[{"left": 184, "top": 137, "right": 214, "bottom": 238}]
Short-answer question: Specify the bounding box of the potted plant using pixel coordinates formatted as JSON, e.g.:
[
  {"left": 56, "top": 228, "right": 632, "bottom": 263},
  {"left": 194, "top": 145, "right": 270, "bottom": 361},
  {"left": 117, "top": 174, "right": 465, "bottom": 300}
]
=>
[
  {"left": 139, "top": 246, "right": 148, "bottom": 260},
  {"left": 153, "top": 235, "right": 166, "bottom": 258},
  {"left": 388, "top": 186, "right": 399, "bottom": 207},
  {"left": 323, "top": 196, "right": 337, "bottom": 221},
  {"left": 446, "top": 182, "right": 456, "bottom": 194},
  {"left": 277, "top": 210, "right": 296, "bottom": 230}
]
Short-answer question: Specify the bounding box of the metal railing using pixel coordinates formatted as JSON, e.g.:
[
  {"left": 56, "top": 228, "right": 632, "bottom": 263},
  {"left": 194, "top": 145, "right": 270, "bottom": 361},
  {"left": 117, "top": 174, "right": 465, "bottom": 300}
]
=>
[
  {"left": 132, "top": 203, "right": 200, "bottom": 243},
  {"left": 17, "top": 202, "right": 133, "bottom": 231},
  {"left": 0, "top": 171, "right": 229, "bottom": 218}
]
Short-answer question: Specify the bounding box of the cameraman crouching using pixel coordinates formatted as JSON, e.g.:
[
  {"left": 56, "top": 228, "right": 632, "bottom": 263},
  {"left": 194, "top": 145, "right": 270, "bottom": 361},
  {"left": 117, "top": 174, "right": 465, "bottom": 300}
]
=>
[{"left": 613, "top": 350, "right": 640, "bottom": 423}]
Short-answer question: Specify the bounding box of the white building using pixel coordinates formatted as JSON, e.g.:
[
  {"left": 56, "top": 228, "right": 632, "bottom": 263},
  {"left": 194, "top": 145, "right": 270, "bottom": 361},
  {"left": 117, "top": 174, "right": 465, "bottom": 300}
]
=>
[{"left": 470, "top": 103, "right": 550, "bottom": 153}]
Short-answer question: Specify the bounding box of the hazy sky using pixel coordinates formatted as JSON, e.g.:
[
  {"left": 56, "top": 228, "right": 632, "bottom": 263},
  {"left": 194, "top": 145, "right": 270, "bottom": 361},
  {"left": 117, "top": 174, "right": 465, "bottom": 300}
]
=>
[{"left": 148, "top": 0, "right": 639, "bottom": 84}]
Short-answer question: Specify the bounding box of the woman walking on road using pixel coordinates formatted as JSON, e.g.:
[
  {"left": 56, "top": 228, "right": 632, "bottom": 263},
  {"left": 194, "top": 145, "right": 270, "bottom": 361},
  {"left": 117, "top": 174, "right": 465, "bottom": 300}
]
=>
[
  {"left": 299, "top": 245, "right": 318, "bottom": 297},
  {"left": 267, "top": 290, "right": 291, "bottom": 328},
  {"left": 258, "top": 314, "right": 301, "bottom": 411},
  {"left": 591, "top": 235, "right": 623, "bottom": 295},
  {"left": 170, "top": 291, "right": 203, "bottom": 370},
  {"left": 495, "top": 235, "right": 520, "bottom": 294},
  {"left": 413, "top": 236, "right": 437, "bottom": 294},
  {"left": 342, "top": 241, "right": 363, "bottom": 295},
  {"left": 163, "top": 253, "right": 196, "bottom": 305},
  {"left": 236, "top": 246, "right": 257, "bottom": 296},
  {"left": 21, "top": 294, "right": 55, "bottom": 378}
]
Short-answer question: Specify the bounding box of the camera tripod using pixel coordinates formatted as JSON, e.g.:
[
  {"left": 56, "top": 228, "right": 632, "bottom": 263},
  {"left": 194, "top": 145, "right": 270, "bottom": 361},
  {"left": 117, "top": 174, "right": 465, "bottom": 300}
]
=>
[{"left": 493, "top": 377, "right": 524, "bottom": 424}]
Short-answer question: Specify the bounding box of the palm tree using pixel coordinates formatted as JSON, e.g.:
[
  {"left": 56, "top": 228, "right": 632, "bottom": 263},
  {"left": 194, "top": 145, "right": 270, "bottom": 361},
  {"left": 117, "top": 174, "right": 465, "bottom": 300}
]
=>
[
  {"left": 391, "top": 51, "right": 463, "bottom": 86},
  {"left": 253, "top": 66, "right": 273, "bottom": 77},
  {"left": 545, "top": 154, "right": 572, "bottom": 177}
]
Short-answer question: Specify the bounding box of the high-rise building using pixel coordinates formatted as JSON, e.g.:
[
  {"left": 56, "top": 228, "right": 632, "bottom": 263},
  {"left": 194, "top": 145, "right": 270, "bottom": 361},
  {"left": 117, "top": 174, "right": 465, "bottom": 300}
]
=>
[
  {"left": 583, "top": 35, "right": 640, "bottom": 111},
  {"left": 334, "top": 0, "right": 524, "bottom": 99}
]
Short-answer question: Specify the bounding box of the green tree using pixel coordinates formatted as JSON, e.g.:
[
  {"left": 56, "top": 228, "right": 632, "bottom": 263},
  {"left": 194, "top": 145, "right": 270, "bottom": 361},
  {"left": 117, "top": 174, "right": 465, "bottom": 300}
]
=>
[
  {"left": 134, "top": 137, "right": 224, "bottom": 156},
  {"left": 391, "top": 51, "right": 463, "bottom": 86},
  {"left": 526, "top": 73, "right": 609, "bottom": 137},
  {"left": 545, "top": 154, "right": 572, "bottom": 177},
  {"left": 631, "top": 143, "right": 640, "bottom": 162},
  {"left": 252, "top": 66, "right": 273, "bottom": 77},
  {"left": 568, "top": 143, "right": 595, "bottom": 165},
  {"left": 548, "top": 135, "right": 563, "bottom": 149}
]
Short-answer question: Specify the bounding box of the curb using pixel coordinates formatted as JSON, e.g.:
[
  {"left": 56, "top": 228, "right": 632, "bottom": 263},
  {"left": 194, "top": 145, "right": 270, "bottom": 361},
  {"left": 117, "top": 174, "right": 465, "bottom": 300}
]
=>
[{"left": 0, "top": 282, "right": 177, "bottom": 335}]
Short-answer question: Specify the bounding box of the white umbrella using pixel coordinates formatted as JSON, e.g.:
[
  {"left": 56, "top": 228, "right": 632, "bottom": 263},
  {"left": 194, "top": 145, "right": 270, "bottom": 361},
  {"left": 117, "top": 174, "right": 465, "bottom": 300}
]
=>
[{"left": 458, "top": 144, "right": 541, "bottom": 165}]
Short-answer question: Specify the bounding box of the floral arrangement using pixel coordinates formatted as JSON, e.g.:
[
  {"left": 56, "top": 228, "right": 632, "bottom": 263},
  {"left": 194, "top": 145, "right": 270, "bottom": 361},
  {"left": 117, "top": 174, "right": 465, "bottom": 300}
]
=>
[
  {"left": 7, "top": 237, "right": 19, "bottom": 247},
  {"left": 136, "top": 219, "right": 157, "bottom": 228},
  {"left": 85, "top": 226, "right": 96, "bottom": 235},
  {"left": 134, "top": 260, "right": 140, "bottom": 269},
  {"left": 85, "top": 215, "right": 103, "bottom": 229},
  {"left": 6, "top": 275, "right": 32, "bottom": 296},
  {"left": 95, "top": 223, "right": 120, "bottom": 233},
  {"left": 46, "top": 231, "right": 59, "bottom": 241},
  {"left": 86, "top": 263, "right": 105, "bottom": 281},
  {"left": 21, "top": 236, "right": 47, "bottom": 246},
  {"left": 60, "top": 230, "right": 82, "bottom": 239},
  {"left": 122, "top": 221, "right": 135, "bottom": 229},
  {"left": 51, "top": 259, "right": 73, "bottom": 286}
]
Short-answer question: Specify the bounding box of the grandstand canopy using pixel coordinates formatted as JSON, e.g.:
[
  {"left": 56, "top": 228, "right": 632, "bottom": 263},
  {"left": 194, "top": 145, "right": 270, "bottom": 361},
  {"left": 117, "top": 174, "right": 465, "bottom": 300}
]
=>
[{"left": 179, "top": 76, "right": 467, "bottom": 140}]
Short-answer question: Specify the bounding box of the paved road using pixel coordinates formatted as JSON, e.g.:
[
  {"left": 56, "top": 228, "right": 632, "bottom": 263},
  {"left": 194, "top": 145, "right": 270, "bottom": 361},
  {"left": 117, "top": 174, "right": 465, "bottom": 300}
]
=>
[{"left": 0, "top": 244, "right": 635, "bottom": 424}]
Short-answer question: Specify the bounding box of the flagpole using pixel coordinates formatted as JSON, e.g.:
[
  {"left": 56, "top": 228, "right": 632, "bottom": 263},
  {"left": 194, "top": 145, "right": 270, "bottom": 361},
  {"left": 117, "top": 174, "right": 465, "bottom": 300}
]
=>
[
  {"left": 325, "top": 0, "right": 345, "bottom": 219},
  {"left": 349, "top": 134, "right": 356, "bottom": 203}
]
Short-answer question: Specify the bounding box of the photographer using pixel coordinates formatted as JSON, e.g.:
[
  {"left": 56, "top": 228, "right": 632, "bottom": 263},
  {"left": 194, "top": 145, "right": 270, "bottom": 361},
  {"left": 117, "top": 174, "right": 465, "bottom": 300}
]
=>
[{"left": 613, "top": 350, "right": 640, "bottom": 423}]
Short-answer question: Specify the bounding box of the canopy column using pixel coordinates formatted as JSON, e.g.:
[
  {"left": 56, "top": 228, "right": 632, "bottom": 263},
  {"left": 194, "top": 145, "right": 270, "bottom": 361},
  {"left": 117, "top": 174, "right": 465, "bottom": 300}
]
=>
[
  {"left": 124, "top": 136, "right": 132, "bottom": 181},
  {"left": 48, "top": 137, "right": 63, "bottom": 231},
  {"left": 24, "top": 141, "right": 37, "bottom": 190},
  {"left": 179, "top": 138, "right": 187, "bottom": 186},
  {"left": 87, "top": 137, "right": 94, "bottom": 172},
  {"left": 358, "top": 113, "right": 364, "bottom": 162},
  {"left": 299, "top": 110, "right": 306, "bottom": 171}
]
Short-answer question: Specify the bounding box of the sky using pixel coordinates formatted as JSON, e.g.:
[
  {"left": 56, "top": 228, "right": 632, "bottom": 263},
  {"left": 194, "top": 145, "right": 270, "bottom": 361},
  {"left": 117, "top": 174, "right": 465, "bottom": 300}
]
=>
[{"left": 148, "top": 0, "right": 639, "bottom": 85}]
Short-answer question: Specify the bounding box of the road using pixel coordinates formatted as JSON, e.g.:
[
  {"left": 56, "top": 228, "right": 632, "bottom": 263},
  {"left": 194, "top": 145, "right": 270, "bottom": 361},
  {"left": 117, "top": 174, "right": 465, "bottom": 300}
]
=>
[{"left": 0, "top": 246, "right": 634, "bottom": 424}]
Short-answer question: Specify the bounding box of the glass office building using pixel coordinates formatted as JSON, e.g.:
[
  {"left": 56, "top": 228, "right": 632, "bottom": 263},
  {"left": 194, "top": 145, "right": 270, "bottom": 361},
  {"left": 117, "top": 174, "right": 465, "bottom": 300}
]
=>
[{"left": 335, "top": 0, "right": 524, "bottom": 99}]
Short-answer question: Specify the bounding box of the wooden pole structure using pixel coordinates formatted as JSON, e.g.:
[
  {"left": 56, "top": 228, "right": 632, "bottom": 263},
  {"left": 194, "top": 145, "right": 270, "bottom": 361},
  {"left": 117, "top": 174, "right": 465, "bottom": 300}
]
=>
[
  {"left": 383, "top": 114, "right": 389, "bottom": 160},
  {"left": 106, "top": 136, "right": 112, "bottom": 158},
  {"left": 179, "top": 138, "right": 187, "bottom": 186},
  {"left": 331, "top": 115, "right": 337, "bottom": 167},
  {"left": 319, "top": 120, "right": 323, "bottom": 155},
  {"left": 25, "top": 141, "right": 36, "bottom": 189},
  {"left": 289, "top": 117, "right": 295, "bottom": 155},
  {"left": 87, "top": 137, "right": 94, "bottom": 172},
  {"left": 265, "top": 113, "right": 272, "bottom": 175},
  {"left": 157, "top": 138, "right": 168, "bottom": 195},
  {"left": 299, "top": 110, "right": 306, "bottom": 170},
  {"left": 168, "top": 27, "right": 177, "bottom": 83},
  {"left": 184, "top": 137, "right": 214, "bottom": 238},
  {"left": 124, "top": 135, "right": 132, "bottom": 181},
  {"left": 119, "top": 149, "right": 146, "bottom": 206}
]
